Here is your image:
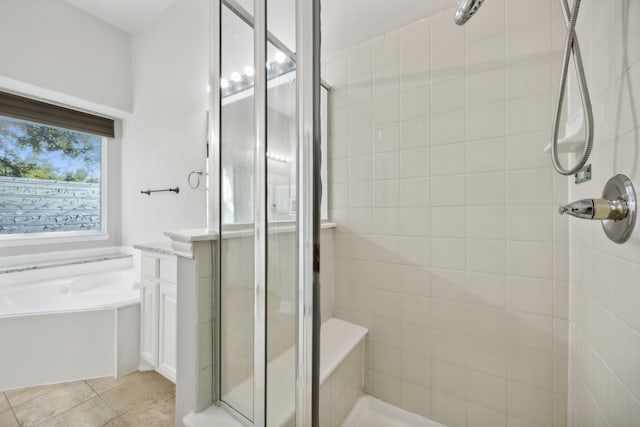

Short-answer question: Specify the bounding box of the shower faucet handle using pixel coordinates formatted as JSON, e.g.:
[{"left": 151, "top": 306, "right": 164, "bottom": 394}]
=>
[
  {"left": 559, "top": 175, "right": 637, "bottom": 244},
  {"left": 559, "top": 198, "right": 628, "bottom": 220}
]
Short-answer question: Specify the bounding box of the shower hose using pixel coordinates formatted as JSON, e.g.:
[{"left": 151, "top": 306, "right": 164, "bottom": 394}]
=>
[{"left": 550, "top": 0, "right": 594, "bottom": 176}]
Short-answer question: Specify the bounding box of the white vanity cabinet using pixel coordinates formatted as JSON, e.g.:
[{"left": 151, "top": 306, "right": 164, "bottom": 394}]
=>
[{"left": 139, "top": 250, "right": 177, "bottom": 383}]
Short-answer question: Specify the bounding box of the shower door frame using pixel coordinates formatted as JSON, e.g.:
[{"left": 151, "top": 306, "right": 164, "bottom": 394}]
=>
[
  {"left": 209, "top": 0, "right": 322, "bottom": 425},
  {"left": 295, "top": 0, "right": 322, "bottom": 425}
]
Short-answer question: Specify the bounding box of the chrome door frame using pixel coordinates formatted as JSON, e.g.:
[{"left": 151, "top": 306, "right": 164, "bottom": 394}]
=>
[
  {"left": 295, "top": 0, "right": 321, "bottom": 425},
  {"left": 210, "top": 0, "right": 321, "bottom": 423},
  {"left": 253, "top": 0, "right": 268, "bottom": 423}
]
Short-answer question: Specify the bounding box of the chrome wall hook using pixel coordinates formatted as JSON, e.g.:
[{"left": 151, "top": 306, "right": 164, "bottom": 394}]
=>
[{"left": 559, "top": 174, "right": 636, "bottom": 243}]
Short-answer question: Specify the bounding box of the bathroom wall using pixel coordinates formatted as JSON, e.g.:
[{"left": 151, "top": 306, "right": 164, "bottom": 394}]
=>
[
  {"left": 0, "top": 0, "right": 132, "bottom": 114},
  {"left": 0, "top": 0, "right": 208, "bottom": 250},
  {"left": 568, "top": 1, "right": 640, "bottom": 426},
  {"left": 324, "top": 1, "right": 569, "bottom": 426},
  {"left": 120, "top": 0, "right": 210, "bottom": 246},
  {"left": 0, "top": 0, "right": 128, "bottom": 257}
]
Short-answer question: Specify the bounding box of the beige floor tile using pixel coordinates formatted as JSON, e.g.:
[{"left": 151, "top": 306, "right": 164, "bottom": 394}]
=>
[
  {"left": 0, "top": 409, "right": 19, "bottom": 427},
  {"left": 33, "top": 396, "right": 117, "bottom": 427},
  {"left": 103, "top": 391, "right": 175, "bottom": 427},
  {"left": 0, "top": 394, "right": 9, "bottom": 412},
  {"left": 100, "top": 372, "right": 174, "bottom": 416},
  {"left": 4, "top": 383, "right": 61, "bottom": 408},
  {"left": 86, "top": 371, "right": 142, "bottom": 395},
  {"left": 13, "top": 381, "right": 96, "bottom": 426}
]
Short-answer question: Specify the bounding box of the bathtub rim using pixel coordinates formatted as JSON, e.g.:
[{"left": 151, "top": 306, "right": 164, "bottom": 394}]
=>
[
  {"left": 0, "top": 246, "right": 139, "bottom": 288},
  {"left": 0, "top": 266, "right": 141, "bottom": 318}
]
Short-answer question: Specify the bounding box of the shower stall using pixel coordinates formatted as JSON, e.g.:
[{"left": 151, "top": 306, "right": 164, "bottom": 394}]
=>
[
  {"left": 176, "top": 0, "right": 640, "bottom": 426},
  {"left": 202, "top": 0, "right": 569, "bottom": 426}
]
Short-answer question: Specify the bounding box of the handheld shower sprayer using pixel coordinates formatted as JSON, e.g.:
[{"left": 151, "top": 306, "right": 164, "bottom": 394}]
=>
[
  {"left": 454, "top": 0, "right": 485, "bottom": 25},
  {"left": 453, "top": 0, "right": 593, "bottom": 177}
]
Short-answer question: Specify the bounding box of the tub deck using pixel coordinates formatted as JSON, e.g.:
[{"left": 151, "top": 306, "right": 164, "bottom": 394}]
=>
[{"left": 0, "top": 268, "right": 139, "bottom": 317}]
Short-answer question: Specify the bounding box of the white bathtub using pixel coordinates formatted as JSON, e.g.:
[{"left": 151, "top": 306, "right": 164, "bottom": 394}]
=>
[{"left": 0, "top": 266, "right": 141, "bottom": 391}]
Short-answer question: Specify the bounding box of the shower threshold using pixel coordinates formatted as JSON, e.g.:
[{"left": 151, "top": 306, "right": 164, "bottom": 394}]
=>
[{"left": 342, "top": 395, "right": 445, "bottom": 427}]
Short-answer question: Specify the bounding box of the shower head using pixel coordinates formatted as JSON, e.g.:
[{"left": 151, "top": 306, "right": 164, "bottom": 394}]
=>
[{"left": 454, "top": 0, "right": 485, "bottom": 25}]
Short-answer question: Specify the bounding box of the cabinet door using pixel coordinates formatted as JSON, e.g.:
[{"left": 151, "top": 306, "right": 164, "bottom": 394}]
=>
[
  {"left": 158, "top": 283, "right": 177, "bottom": 383},
  {"left": 140, "top": 280, "right": 159, "bottom": 366}
]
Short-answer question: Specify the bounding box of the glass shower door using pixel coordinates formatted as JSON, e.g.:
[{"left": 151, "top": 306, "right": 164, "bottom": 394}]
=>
[
  {"left": 214, "top": 0, "right": 320, "bottom": 425},
  {"left": 218, "top": 1, "right": 256, "bottom": 422}
]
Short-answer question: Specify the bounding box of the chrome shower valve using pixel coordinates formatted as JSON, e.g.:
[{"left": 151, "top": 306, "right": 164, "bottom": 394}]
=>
[
  {"left": 559, "top": 198, "right": 628, "bottom": 220},
  {"left": 559, "top": 174, "right": 637, "bottom": 243}
]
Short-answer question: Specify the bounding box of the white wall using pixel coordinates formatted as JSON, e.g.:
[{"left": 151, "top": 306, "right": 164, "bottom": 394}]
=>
[
  {"left": 0, "top": 0, "right": 208, "bottom": 249},
  {"left": 0, "top": 0, "right": 129, "bottom": 257},
  {"left": 568, "top": 2, "right": 640, "bottom": 426},
  {"left": 324, "top": 1, "right": 570, "bottom": 426},
  {"left": 0, "top": 0, "right": 132, "bottom": 114},
  {"left": 120, "top": 0, "right": 210, "bottom": 246}
]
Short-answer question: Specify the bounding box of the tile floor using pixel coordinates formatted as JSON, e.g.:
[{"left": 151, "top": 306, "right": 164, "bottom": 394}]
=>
[{"left": 0, "top": 371, "right": 175, "bottom": 427}]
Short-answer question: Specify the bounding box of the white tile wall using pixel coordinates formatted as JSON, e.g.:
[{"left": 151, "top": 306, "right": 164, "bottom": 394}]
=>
[
  {"left": 324, "top": 1, "right": 569, "bottom": 426},
  {"left": 567, "top": 1, "right": 640, "bottom": 427}
]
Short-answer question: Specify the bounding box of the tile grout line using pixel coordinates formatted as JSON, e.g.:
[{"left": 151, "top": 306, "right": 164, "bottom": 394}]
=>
[
  {"left": 82, "top": 381, "right": 121, "bottom": 427},
  {"left": 99, "top": 373, "right": 176, "bottom": 425},
  {"left": 84, "top": 380, "right": 102, "bottom": 397},
  {"left": 5, "top": 391, "right": 21, "bottom": 427},
  {"left": 32, "top": 382, "right": 100, "bottom": 427},
  {"left": 100, "top": 403, "right": 122, "bottom": 427},
  {"left": 6, "top": 375, "right": 160, "bottom": 427}
]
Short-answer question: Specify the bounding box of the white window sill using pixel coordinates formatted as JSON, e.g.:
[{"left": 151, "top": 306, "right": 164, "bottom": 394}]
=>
[{"left": 0, "top": 232, "right": 111, "bottom": 248}]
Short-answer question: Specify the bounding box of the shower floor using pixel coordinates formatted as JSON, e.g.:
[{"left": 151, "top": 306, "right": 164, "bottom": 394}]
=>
[{"left": 342, "top": 395, "right": 445, "bottom": 427}]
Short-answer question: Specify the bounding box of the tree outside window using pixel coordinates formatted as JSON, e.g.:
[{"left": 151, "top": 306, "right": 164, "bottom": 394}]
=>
[{"left": 0, "top": 116, "right": 102, "bottom": 234}]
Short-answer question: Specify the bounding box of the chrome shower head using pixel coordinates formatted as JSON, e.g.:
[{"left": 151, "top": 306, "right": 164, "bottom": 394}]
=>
[{"left": 454, "top": 0, "right": 485, "bottom": 25}]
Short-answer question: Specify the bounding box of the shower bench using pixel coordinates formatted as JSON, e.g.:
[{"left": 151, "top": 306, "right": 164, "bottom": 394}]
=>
[{"left": 184, "top": 317, "right": 367, "bottom": 427}]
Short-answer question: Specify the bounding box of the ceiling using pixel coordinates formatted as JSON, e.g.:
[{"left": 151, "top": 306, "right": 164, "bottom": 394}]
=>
[
  {"left": 322, "top": 0, "right": 452, "bottom": 54},
  {"left": 64, "top": 0, "right": 453, "bottom": 55},
  {"left": 64, "top": 0, "right": 176, "bottom": 34}
]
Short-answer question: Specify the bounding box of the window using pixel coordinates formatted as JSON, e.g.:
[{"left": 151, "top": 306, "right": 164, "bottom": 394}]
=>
[{"left": 0, "top": 91, "right": 114, "bottom": 239}]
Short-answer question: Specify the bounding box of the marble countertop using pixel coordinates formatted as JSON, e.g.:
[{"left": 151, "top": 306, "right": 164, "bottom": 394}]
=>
[
  {"left": 133, "top": 241, "right": 175, "bottom": 256},
  {"left": 164, "top": 228, "right": 217, "bottom": 242}
]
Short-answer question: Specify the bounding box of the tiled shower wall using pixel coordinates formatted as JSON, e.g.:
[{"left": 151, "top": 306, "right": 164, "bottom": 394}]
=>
[
  {"left": 568, "top": 1, "right": 640, "bottom": 426},
  {"left": 323, "top": 1, "right": 570, "bottom": 426}
]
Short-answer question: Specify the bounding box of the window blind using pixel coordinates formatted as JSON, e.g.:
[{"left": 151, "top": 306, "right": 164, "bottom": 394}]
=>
[{"left": 0, "top": 91, "right": 115, "bottom": 138}]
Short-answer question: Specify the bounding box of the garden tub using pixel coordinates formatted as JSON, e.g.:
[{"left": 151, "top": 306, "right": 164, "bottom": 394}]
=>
[{"left": 0, "top": 262, "right": 140, "bottom": 391}]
